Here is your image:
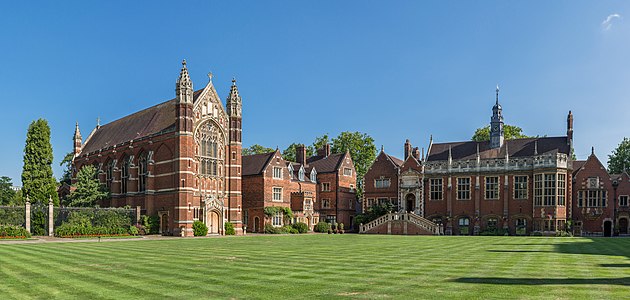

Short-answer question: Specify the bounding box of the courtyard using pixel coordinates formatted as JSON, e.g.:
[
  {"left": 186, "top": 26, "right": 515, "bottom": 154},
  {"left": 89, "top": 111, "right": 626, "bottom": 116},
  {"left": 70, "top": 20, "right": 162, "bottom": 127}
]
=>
[{"left": 1, "top": 235, "right": 630, "bottom": 299}]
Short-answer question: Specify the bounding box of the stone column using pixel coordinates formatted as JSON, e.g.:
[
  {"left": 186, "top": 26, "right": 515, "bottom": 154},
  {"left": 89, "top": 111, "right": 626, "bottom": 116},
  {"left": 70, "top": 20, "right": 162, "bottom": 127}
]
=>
[
  {"left": 48, "top": 197, "right": 54, "bottom": 237},
  {"left": 25, "top": 200, "right": 31, "bottom": 234},
  {"left": 136, "top": 206, "right": 141, "bottom": 225}
]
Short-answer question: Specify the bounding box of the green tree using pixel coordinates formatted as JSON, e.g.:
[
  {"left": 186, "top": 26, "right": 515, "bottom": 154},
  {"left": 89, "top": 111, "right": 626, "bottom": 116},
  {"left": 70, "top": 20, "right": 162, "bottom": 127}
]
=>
[
  {"left": 0, "top": 176, "right": 16, "bottom": 205},
  {"left": 282, "top": 143, "right": 314, "bottom": 162},
  {"left": 608, "top": 138, "right": 630, "bottom": 174},
  {"left": 309, "top": 134, "right": 331, "bottom": 155},
  {"left": 21, "top": 119, "right": 59, "bottom": 205},
  {"left": 242, "top": 144, "right": 274, "bottom": 156},
  {"left": 59, "top": 151, "right": 74, "bottom": 185},
  {"left": 66, "top": 165, "right": 110, "bottom": 207},
  {"left": 331, "top": 131, "right": 377, "bottom": 181},
  {"left": 471, "top": 124, "right": 531, "bottom": 142}
]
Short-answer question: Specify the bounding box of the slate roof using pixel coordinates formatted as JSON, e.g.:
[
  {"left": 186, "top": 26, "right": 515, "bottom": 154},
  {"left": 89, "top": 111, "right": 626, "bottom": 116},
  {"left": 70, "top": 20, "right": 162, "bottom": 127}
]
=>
[
  {"left": 307, "top": 153, "right": 346, "bottom": 173},
  {"left": 81, "top": 89, "right": 204, "bottom": 154},
  {"left": 242, "top": 152, "right": 276, "bottom": 176},
  {"left": 426, "top": 137, "right": 570, "bottom": 161}
]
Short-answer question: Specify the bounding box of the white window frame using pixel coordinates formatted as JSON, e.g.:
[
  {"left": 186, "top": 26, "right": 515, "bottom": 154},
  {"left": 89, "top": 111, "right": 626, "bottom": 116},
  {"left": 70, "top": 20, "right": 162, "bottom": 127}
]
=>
[
  {"left": 273, "top": 167, "right": 283, "bottom": 179},
  {"left": 456, "top": 177, "right": 471, "bottom": 200},
  {"left": 484, "top": 176, "right": 499, "bottom": 200},
  {"left": 272, "top": 187, "right": 283, "bottom": 202}
]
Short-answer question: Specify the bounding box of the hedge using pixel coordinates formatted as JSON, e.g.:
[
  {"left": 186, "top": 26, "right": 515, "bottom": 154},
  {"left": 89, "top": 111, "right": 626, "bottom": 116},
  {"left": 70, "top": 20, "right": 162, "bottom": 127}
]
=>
[{"left": 0, "top": 225, "right": 31, "bottom": 239}]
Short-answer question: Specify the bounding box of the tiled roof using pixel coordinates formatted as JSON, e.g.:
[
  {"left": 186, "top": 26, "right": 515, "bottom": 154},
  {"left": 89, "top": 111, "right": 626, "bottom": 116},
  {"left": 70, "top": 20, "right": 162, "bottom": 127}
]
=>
[
  {"left": 572, "top": 160, "right": 586, "bottom": 174},
  {"left": 242, "top": 152, "right": 276, "bottom": 176},
  {"left": 81, "top": 90, "right": 204, "bottom": 154},
  {"left": 307, "top": 153, "right": 345, "bottom": 173},
  {"left": 426, "top": 137, "right": 570, "bottom": 161},
  {"left": 387, "top": 153, "right": 404, "bottom": 167}
]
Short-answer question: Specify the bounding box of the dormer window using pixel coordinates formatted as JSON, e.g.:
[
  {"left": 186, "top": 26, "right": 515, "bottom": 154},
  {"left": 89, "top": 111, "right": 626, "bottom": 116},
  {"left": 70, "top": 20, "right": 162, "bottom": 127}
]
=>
[
  {"left": 287, "top": 164, "right": 294, "bottom": 180},
  {"left": 298, "top": 167, "right": 305, "bottom": 181}
]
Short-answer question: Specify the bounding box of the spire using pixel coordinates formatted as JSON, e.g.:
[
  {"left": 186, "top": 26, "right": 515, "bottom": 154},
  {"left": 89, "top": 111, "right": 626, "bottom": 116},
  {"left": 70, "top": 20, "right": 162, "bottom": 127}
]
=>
[
  {"left": 496, "top": 84, "right": 500, "bottom": 105},
  {"left": 490, "top": 85, "right": 504, "bottom": 149},
  {"left": 74, "top": 121, "right": 82, "bottom": 156},
  {"left": 176, "top": 59, "right": 193, "bottom": 104},
  {"left": 226, "top": 77, "right": 242, "bottom": 117},
  {"left": 74, "top": 121, "right": 81, "bottom": 140}
]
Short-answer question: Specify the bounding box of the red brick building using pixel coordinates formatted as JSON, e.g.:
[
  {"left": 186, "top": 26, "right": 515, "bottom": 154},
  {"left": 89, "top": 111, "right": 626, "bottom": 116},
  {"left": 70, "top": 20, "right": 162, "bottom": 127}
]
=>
[
  {"left": 241, "top": 150, "right": 318, "bottom": 232},
  {"left": 241, "top": 144, "right": 357, "bottom": 232},
  {"left": 306, "top": 145, "right": 358, "bottom": 229},
  {"left": 572, "top": 150, "right": 630, "bottom": 236},
  {"left": 363, "top": 87, "right": 574, "bottom": 235},
  {"left": 71, "top": 60, "right": 244, "bottom": 236}
]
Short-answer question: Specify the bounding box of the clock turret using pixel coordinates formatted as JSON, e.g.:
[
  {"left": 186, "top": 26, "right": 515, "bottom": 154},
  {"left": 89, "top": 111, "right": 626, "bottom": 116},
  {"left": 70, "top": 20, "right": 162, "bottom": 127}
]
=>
[{"left": 490, "top": 85, "right": 504, "bottom": 149}]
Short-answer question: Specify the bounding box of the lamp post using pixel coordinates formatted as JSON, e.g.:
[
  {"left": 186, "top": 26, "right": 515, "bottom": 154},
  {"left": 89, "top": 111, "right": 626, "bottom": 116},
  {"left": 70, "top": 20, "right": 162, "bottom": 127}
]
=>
[{"left": 613, "top": 179, "right": 619, "bottom": 236}]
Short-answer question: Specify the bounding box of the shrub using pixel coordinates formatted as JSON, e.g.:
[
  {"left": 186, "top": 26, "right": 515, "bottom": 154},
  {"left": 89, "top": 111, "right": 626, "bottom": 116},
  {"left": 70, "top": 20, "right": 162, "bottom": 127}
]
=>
[
  {"left": 129, "top": 225, "right": 139, "bottom": 236},
  {"left": 0, "top": 225, "right": 31, "bottom": 239},
  {"left": 224, "top": 222, "right": 236, "bottom": 235},
  {"left": 140, "top": 215, "right": 160, "bottom": 234},
  {"left": 192, "top": 220, "right": 208, "bottom": 236},
  {"left": 314, "top": 222, "right": 330, "bottom": 233},
  {"left": 264, "top": 223, "right": 280, "bottom": 234},
  {"left": 292, "top": 222, "right": 308, "bottom": 234},
  {"left": 556, "top": 230, "right": 573, "bottom": 237}
]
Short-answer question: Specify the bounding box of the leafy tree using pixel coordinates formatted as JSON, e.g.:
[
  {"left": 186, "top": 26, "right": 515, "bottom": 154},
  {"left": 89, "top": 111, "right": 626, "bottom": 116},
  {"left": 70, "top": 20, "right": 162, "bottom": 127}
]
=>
[
  {"left": 242, "top": 144, "right": 274, "bottom": 156},
  {"left": 66, "top": 165, "right": 109, "bottom": 207},
  {"left": 59, "top": 151, "right": 74, "bottom": 185},
  {"left": 21, "top": 119, "right": 59, "bottom": 205},
  {"left": 0, "top": 176, "right": 16, "bottom": 205},
  {"left": 282, "top": 143, "right": 314, "bottom": 162},
  {"left": 331, "top": 131, "right": 377, "bottom": 182},
  {"left": 471, "top": 124, "right": 531, "bottom": 142},
  {"left": 608, "top": 138, "right": 630, "bottom": 174},
  {"left": 309, "top": 134, "right": 331, "bottom": 155}
]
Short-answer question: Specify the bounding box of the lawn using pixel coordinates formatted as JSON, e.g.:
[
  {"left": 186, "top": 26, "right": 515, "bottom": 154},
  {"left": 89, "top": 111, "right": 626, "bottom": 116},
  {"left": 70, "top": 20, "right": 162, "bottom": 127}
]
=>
[{"left": 1, "top": 235, "right": 630, "bottom": 299}]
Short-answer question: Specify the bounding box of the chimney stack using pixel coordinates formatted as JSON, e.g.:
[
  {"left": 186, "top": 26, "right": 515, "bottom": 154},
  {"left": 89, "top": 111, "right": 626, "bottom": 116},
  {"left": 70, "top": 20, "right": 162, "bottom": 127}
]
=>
[
  {"left": 404, "top": 139, "right": 412, "bottom": 159},
  {"left": 296, "top": 144, "right": 307, "bottom": 165}
]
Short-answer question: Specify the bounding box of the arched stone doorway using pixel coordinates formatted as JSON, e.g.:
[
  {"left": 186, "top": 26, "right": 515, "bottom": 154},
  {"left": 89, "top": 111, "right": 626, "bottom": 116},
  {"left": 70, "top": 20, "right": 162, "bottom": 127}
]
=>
[
  {"left": 208, "top": 210, "right": 221, "bottom": 234},
  {"left": 160, "top": 213, "right": 169, "bottom": 235},
  {"left": 406, "top": 193, "right": 415, "bottom": 213},
  {"left": 619, "top": 218, "right": 629, "bottom": 235},
  {"left": 253, "top": 216, "right": 260, "bottom": 232},
  {"left": 604, "top": 220, "right": 613, "bottom": 237}
]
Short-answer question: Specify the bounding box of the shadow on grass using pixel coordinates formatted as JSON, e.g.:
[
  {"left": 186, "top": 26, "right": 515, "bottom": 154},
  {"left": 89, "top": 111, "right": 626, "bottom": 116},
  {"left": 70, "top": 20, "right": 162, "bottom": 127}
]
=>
[
  {"left": 600, "top": 264, "right": 630, "bottom": 268},
  {"left": 457, "top": 239, "right": 630, "bottom": 286},
  {"left": 454, "top": 277, "right": 630, "bottom": 286},
  {"left": 487, "top": 250, "right": 553, "bottom": 253}
]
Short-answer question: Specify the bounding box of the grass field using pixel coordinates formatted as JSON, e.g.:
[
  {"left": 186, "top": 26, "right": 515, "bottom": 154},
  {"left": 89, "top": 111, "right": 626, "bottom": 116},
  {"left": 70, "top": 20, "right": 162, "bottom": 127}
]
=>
[{"left": 1, "top": 235, "right": 630, "bottom": 299}]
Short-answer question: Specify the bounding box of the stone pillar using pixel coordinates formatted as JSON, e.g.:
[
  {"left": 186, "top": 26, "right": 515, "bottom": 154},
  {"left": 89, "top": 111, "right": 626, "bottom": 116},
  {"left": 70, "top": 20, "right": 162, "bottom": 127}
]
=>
[
  {"left": 25, "top": 200, "right": 31, "bottom": 234},
  {"left": 136, "top": 206, "right": 141, "bottom": 225},
  {"left": 48, "top": 197, "right": 54, "bottom": 237}
]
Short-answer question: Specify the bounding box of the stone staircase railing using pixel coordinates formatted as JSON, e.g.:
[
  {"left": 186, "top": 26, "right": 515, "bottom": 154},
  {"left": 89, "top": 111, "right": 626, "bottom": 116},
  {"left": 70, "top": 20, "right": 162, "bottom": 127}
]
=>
[{"left": 359, "top": 212, "right": 441, "bottom": 235}]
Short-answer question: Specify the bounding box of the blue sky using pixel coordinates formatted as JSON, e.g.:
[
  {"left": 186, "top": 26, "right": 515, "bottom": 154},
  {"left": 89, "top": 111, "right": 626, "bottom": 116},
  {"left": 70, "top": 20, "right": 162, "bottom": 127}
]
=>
[{"left": 1, "top": 1, "right": 629, "bottom": 184}]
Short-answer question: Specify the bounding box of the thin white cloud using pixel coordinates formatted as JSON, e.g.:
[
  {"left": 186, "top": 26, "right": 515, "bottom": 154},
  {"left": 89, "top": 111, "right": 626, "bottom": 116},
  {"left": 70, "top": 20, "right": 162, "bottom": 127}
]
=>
[{"left": 602, "top": 13, "right": 621, "bottom": 31}]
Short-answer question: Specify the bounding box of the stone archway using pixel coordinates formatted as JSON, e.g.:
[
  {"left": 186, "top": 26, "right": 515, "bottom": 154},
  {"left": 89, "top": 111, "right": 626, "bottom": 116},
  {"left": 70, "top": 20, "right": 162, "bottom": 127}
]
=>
[
  {"left": 604, "top": 220, "right": 613, "bottom": 237},
  {"left": 253, "top": 216, "right": 260, "bottom": 232},
  {"left": 619, "top": 218, "right": 629, "bottom": 235},
  {"left": 207, "top": 210, "right": 221, "bottom": 234},
  {"left": 405, "top": 193, "right": 416, "bottom": 213}
]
